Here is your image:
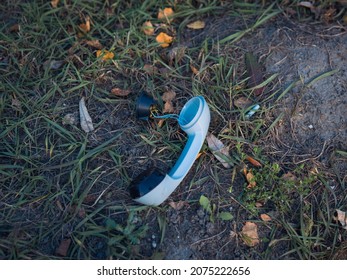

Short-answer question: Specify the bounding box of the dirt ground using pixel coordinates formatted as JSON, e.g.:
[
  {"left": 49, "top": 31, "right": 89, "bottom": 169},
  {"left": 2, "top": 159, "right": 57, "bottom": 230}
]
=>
[
  {"left": 132, "top": 17, "right": 347, "bottom": 260},
  {"left": 1, "top": 7, "right": 346, "bottom": 260}
]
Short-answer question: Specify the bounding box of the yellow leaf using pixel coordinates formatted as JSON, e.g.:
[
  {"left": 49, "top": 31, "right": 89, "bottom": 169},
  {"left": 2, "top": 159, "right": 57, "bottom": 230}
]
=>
[
  {"left": 51, "top": 0, "right": 59, "bottom": 8},
  {"left": 96, "top": 50, "right": 114, "bottom": 61},
  {"left": 260, "top": 214, "right": 272, "bottom": 222},
  {"left": 158, "top": 7, "right": 174, "bottom": 22},
  {"left": 241, "top": 221, "right": 259, "bottom": 247},
  {"left": 156, "top": 32, "right": 173, "bottom": 48},
  {"left": 187, "top": 20, "right": 205, "bottom": 29},
  {"left": 142, "top": 21, "right": 154, "bottom": 36},
  {"left": 79, "top": 16, "right": 91, "bottom": 33}
]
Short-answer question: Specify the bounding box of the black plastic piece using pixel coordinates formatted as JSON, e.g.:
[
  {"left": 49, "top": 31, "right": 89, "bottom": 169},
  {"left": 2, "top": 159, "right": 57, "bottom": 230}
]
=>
[
  {"left": 129, "top": 167, "right": 165, "bottom": 199},
  {"left": 136, "top": 91, "right": 158, "bottom": 120}
]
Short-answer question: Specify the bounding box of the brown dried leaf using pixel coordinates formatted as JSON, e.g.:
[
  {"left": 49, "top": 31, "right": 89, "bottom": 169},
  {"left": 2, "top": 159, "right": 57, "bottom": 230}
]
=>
[
  {"left": 9, "top": 24, "right": 20, "bottom": 32},
  {"left": 51, "top": 0, "right": 59, "bottom": 8},
  {"left": 234, "top": 97, "right": 253, "bottom": 109},
  {"left": 282, "top": 172, "right": 297, "bottom": 181},
  {"left": 187, "top": 20, "right": 205, "bottom": 29},
  {"left": 168, "top": 201, "right": 189, "bottom": 211},
  {"left": 243, "top": 167, "right": 256, "bottom": 189},
  {"left": 334, "top": 209, "right": 347, "bottom": 230},
  {"left": 143, "top": 64, "right": 159, "bottom": 75},
  {"left": 241, "top": 222, "right": 259, "bottom": 247},
  {"left": 85, "top": 40, "right": 103, "bottom": 49},
  {"left": 56, "top": 239, "right": 71, "bottom": 257},
  {"left": 246, "top": 155, "right": 262, "bottom": 167},
  {"left": 206, "top": 133, "right": 232, "bottom": 168},
  {"left": 110, "top": 88, "right": 131, "bottom": 97},
  {"left": 162, "top": 90, "right": 176, "bottom": 102},
  {"left": 260, "top": 214, "right": 272, "bottom": 222},
  {"left": 79, "top": 97, "right": 94, "bottom": 133},
  {"left": 163, "top": 101, "right": 174, "bottom": 113},
  {"left": 142, "top": 21, "right": 154, "bottom": 36}
]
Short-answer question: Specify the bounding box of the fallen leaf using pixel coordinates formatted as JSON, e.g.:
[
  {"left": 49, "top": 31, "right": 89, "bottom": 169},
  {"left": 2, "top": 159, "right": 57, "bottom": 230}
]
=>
[
  {"left": 85, "top": 39, "right": 103, "bottom": 49},
  {"left": 110, "top": 88, "right": 131, "bottom": 97},
  {"left": 298, "top": 1, "right": 315, "bottom": 10},
  {"left": 190, "top": 63, "right": 200, "bottom": 75},
  {"left": 143, "top": 64, "right": 159, "bottom": 75},
  {"left": 168, "top": 46, "right": 186, "bottom": 64},
  {"left": 243, "top": 167, "right": 256, "bottom": 189},
  {"left": 234, "top": 97, "right": 253, "bottom": 109},
  {"left": 255, "top": 202, "right": 263, "bottom": 208},
  {"left": 245, "top": 52, "right": 264, "bottom": 96},
  {"left": 282, "top": 172, "right": 297, "bottom": 181},
  {"left": 96, "top": 49, "right": 114, "bottom": 61},
  {"left": 168, "top": 201, "right": 189, "bottom": 211},
  {"left": 43, "top": 59, "right": 65, "bottom": 71},
  {"left": 260, "top": 214, "right": 272, "bottom": 222},
  {"left": 218, "top": 212, "right": 233, "bottom": 221},
  {"left": 230, "top": 230, "right": 237, "bottom": 239},
  {"left": 51, "top": 0, "right": 59, "bottom": 8},
  {"left": 162, "top": 90, "right": 176, "bottom": 102},
  {"left": 246, "top": 155, "right": 262, "bottom": 167},
  {"left": 56, "top": 239, "right": 71, "bottom": 257},
  {"left": 158, "top": 7, "right": 174, "bottom": 23},
  {"left": 11, "top": 97, "right": 22, "bottom": 111},
  {"left": 142, "top": 21, "right": 154, "bottom": 36},
  {"left": 62, "top": 113, "right": 77, "bottom": 126},
  {"left": 187, "top": 20, "right": 205, "bottom": 29},
  {"left": 79, "top": 16, "right": 91, "bottom": 33},
  {"left": 241, "top": 221, "right": 259, "bottom": 247},
  {"left": 334, "top": 209, "right": 347, "bottom": 230},
  {"left": 206, "top": 133, "right": 232, "bottom": 168},
  {"left": 163, "top": 101, "right": 174, "bottom": 113},
  {"left": 79, "top": 97, "right": 94, "bottom": 133},
  {"left": 156, "top": 32, "right": 173, "bottom": 48},
  {"left": 9, "top": 23, "right": 20, "bottom": 32}
]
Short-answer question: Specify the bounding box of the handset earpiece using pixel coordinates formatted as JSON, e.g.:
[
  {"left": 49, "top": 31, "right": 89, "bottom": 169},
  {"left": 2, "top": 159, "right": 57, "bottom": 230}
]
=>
[{"left": 129, "top": 95, "right": 210, "bottom": 206}]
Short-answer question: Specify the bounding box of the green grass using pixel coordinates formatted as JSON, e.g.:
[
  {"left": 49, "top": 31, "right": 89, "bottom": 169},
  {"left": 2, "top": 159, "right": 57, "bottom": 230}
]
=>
[{"left": 1, "top": 0, "right": 346, "bottom": 260}]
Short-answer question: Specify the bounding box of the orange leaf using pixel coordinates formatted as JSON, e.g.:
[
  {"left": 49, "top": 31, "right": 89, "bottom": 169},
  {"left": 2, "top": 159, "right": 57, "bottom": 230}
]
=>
[
  {"left": 51, "top": 0, "right": 59, "bottom": 8},
  {"left": 142, "top": 21, "right": 154, "bottom": 36},
  {"left": 190, "top": 63, "right": 199, "bottom": 75},
  {"left": 79, "top": 16, "right": 91, "bottom": 33},
  {"left": 260, "top": 214, "right": 272, "bottom": 222},
  {"left": 246, "top": 155, "right": 262, "bottom": 167},
  {"left": 241, "top": 222, "right": 259, "bottom": 247},
  {"left": 158, "top": 7, "right": 174, "bottom": 22},
  {"left": 156, "top": 32, "right": 173, "bottom": 48},
  {"left": 243, "top": 167, "right": 256, "bottom": 189},
  {"left": 96, "top": 50, "right": 114, "bottom": 61},
  {"left": 110, "top": 88, "right": 131, "bottom": 97}
]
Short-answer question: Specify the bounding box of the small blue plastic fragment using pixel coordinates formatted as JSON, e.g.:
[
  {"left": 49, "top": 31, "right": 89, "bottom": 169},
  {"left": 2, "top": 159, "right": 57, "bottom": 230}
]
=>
[{"left": 245, "top": 104, "right": 260, "bottom": 119}]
